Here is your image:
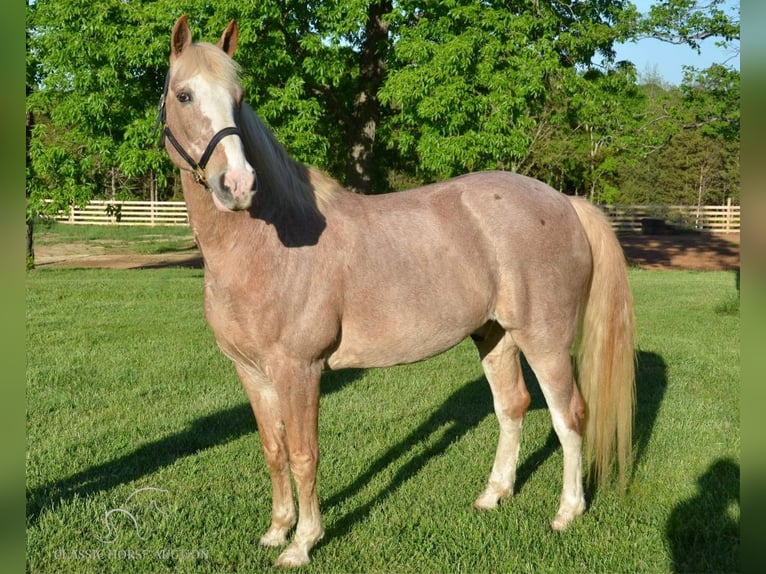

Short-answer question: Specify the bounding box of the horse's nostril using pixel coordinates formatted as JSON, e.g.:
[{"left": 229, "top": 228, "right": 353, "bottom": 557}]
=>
[
  {"left": 223, "top": 170, "right": 256, "bottom": 199},
  {"left": 217, "top": 174, "right": 234, "bottom": 196}
]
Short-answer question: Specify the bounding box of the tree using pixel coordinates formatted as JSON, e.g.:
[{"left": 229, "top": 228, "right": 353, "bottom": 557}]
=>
[
  {"left": 26, "top": 0, "right": 740, "bottom": 267},
  {"left": 26, "top": 0, "right": 173, "bottom": 211},
  {"left": 26, "top": 6, "right": 37, "bottom": 268},
  {"left": 380, "top": 0, "right": 630, "bottom": 183},
  {"left": 614, "top": 67, "right": 739, "bottom": 206},
  {"left": 25, "top": 0, "right": 397, "bottom": 210},
  {"left": 631, "top": 0, "right": 739, "bottom": 50},
  {"left": 231, "top": 0, "right": 395, "bottom": 193},
  {"left": 524, "top": 65, "right": 652, "bottom": 203},
  {"left": 680, "top": 63, "right": 739, "bottom": 141}
]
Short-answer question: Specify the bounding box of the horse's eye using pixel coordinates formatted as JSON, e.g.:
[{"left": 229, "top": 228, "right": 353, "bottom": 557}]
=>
[{"left": 176, "top": 91, "right": 192, "bottom": 103}]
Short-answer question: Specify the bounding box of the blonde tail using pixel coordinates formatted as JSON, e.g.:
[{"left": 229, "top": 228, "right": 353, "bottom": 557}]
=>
[{"left": 569, "top": 197, "right": 636, "bottom": 488}]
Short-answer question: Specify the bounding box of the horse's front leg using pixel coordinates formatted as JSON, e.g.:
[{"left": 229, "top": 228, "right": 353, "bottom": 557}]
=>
[
  {"left": 236, "top": 364, "right": 296, "bottom": 548},
  {"left": 272, "top": 360, "right": 324, "bottom": 567}
]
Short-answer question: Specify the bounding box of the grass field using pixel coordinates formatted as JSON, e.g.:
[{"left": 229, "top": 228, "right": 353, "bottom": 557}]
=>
[{"left": 26, "top": 263, "right": 740, "bottom": 572}]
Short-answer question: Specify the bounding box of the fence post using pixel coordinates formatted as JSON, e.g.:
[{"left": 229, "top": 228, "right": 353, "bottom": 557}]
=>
[{"left": 725, "top": 197, "right": 732, "bottom": 233}]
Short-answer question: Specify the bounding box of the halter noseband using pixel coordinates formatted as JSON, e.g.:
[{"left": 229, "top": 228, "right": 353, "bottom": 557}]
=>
[{"left": 154, "top": 72, "right": 244, "bottom": 188}]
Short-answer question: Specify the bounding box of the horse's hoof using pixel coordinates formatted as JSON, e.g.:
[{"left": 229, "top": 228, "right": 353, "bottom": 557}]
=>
[
  {"left": 550, "top": 500, "right": 585, "bottom": 531},
  {"left": 275, "top": 544, "right": 310, "bottom": 568},
  {"left": 473, "top": 485, "right": 512, "bottom": 510},
  {"left": 473, "top": 495, "right": 499, "bottom": 511},
  {"left": 550, "top": 515, "right": 570, "bottom": 531}
]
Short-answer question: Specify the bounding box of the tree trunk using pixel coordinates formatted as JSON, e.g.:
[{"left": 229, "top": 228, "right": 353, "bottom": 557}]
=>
[
  {"left": 345, "top": 0, "right": 392, "bottom": 194},
  {"left": 26, "top": 82, "right": 35, "bottom": 268},
  {"left": 26, "top": 218, "right": 35, "bottom": 268}
]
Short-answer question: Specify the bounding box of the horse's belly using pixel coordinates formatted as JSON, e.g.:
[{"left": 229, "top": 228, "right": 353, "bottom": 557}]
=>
[
  {"left": 325, "top": 288, "right": 490, "bottom": 369},
  {"left": 326, "top": 325, "right": 473, "bottom": 369}
]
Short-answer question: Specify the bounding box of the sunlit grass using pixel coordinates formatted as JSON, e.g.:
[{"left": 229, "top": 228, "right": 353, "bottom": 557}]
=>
[{"left": 26, "top": 268, "right": 739, "bottom": 572}]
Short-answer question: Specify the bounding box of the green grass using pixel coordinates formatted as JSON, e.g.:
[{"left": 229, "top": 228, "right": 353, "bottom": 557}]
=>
[
  {"left": 34, "top": 222, "right": 196, "bottom": 254},
  {"left": 26, "top": 268, "right": 740, "bottom": 573}
]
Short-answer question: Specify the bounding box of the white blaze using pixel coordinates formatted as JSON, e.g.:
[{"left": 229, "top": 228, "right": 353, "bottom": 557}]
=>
[{"left": 187, "top": 75, "right": 251, "bottom": 173}]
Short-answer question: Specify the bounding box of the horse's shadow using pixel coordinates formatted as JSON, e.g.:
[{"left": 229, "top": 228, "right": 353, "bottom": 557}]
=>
[
  {"left": 28, "top": 352, "right": 667, "bottom": 540},
  {"left": 323, "top": 350, "right": 667, "bottom": 543},
  {"left": 25, "top": 368, "right": 365, "bottom": 525},
  {"left": 632, "top": 351, "right": 669, "bottom": 475},
  {"left": 320, "top": 367, "right": 550, "bottom": 544}
]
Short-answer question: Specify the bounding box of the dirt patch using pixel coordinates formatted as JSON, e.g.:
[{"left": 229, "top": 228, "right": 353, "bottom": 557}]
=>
[
  {"left": 34, "top": 246, "right": 203, "bottom": 270},
  {"left": 33, "top": 240, "right": 201, "bottom": 270},
  {"left": 618, "top": 232, "right": 739, "bottom": 271},
  {"left": 33, "top": 232, "right": 739, "bottom": 271}
]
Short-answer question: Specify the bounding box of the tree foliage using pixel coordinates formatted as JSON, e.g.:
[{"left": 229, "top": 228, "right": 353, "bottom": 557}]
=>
[
  {"left": 26, "top": 0, "right": 172, "bottom": 214},
  {"left": 618, "top": 63, "right": 739, "bottom": 206},
  {"left": 380, "top": 0, "right": 629, "bottom": 182},
  {"left": 632, "top": 0, "right": 739, "bottom": 49},
  {"left": 26, "top": 0, "right": 740, "bottom": 235}
]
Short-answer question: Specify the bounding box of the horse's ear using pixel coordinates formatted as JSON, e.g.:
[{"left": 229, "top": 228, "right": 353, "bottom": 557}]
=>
[
  {"left": 217, "top": 19, "right": 238, "bottom": 57},
  {"left": 171, "top": 15, "right": 192, "bottom": 62}
]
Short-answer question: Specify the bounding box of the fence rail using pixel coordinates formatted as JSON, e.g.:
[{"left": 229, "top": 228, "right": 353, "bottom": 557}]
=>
[{"left": 48, "top": 199, "right": 740, "bottom": 232}]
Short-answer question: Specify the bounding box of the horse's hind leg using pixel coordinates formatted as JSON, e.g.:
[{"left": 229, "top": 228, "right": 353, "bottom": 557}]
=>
[
  {"left": 522, "top": 347, "right": 586, "bottom": 530},
  {"left": 236, "top": 364, "right": 296, "bottom": 548},
  {"left": 472, "top": 325, "right": 531, "bottom": 510}
]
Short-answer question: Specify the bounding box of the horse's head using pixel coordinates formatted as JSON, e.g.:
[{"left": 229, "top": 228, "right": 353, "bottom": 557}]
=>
[{"left": 160, "top": 15, "right": 255, "bottom": 212}]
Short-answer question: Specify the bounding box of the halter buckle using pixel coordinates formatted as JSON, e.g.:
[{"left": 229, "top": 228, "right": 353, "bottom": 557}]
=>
[{"left": 192, "top": 167, "right": 207, "bottom": 186}]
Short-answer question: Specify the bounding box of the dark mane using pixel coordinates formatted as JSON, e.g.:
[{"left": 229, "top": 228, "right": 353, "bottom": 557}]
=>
[{"left": 238, "top": 101, "right": 341, "bottom": 218}]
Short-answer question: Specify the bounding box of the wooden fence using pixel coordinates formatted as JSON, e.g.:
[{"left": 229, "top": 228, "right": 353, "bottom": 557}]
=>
[
  {"left": 51, "top": 200, "right": 189, "bottom": 226},
  {"left": 600, "top": 200, "right": 740, "bottom": 233},
  {"left": 50, "top": 199, "right": 740, "bottom": 233}
]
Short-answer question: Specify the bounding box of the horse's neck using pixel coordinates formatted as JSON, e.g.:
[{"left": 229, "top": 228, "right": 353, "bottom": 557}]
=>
[
  {"left": 181, "top": 173, "right": 263, "bottom": 268},
  {"left": 181, "top": 171, "right": 328, "bottom": 281}
]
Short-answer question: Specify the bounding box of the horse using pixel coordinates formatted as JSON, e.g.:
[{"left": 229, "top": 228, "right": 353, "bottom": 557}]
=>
[{"left": 157, "top": 15, "right": 635, "bottom": 567}]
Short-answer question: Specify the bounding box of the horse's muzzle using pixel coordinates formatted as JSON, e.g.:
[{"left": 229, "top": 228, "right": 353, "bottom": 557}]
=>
[{"left": 210, "top": 168, "right": 256, "bottom": 212}]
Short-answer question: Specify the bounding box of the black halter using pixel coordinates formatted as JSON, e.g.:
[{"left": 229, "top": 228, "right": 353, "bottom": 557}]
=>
[{"left": 154, "top": 72, "right": 243, "bottom": 188}]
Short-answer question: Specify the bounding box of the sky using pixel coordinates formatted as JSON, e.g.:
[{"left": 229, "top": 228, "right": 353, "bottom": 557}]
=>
[{"left": 612, "top": 0, "right": 740, "bottom": 86}]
